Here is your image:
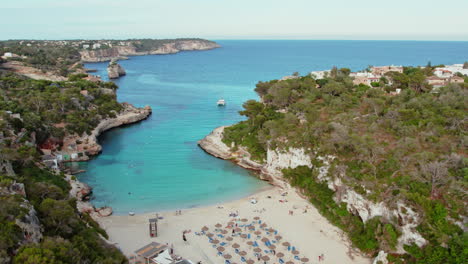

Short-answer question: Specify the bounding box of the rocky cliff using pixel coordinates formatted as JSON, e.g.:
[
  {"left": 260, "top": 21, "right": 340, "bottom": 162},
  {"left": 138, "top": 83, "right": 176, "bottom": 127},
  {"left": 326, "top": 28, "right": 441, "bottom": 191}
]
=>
[
  {"left": 199, "top": 126, "right": 426, "bottom": 259},
  {"left": 80, "top": 40, "right": 220, "bottom": 62},
  {"left": 107, "top": 60, "right": 126, "bottom": 79},
  {"left": 62, "top": 103, "right": 152, "bottom": 161}
]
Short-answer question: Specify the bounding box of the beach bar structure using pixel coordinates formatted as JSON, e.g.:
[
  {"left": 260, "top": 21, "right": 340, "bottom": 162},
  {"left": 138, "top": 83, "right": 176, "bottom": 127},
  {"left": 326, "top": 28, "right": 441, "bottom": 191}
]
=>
[
  {"left": 134, "top": 242, "right": 167, "bottom": 264},
  {"left": 149, "top": 218, "right": 158, "bottom": 237}
]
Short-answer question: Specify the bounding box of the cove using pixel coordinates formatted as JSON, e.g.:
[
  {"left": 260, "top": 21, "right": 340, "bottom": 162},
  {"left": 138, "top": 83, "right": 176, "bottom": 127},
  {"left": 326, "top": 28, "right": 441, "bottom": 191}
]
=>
[{"left": 78, "top": 40, "right": 468, "bottom": 214}]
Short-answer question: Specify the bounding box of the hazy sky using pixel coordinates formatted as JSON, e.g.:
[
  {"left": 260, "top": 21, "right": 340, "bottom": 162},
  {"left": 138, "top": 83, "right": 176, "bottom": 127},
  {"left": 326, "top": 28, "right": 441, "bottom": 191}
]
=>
[{"left": 2, "top": 0, "right": 468, "bottom": 40}]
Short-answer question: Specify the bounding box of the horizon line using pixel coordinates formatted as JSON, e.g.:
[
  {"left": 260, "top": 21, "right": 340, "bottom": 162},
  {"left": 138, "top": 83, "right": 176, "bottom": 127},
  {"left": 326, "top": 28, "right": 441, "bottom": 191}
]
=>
[{"left": 1, "top": 38, "right": 468, "bottom": 42}]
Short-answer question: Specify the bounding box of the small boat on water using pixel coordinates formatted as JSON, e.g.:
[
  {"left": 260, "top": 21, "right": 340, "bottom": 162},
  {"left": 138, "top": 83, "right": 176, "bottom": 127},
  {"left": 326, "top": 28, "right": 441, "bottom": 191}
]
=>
[
  {"left": 217, "top": 98, "right": 226, "bottom": 106},
  {"left": 129, "top": 211, "right": 135, "bottom": 216}
]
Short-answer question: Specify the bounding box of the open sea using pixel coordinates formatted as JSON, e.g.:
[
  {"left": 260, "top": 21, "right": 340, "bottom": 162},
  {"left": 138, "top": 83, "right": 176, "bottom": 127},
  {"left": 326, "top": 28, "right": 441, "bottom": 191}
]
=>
[{"left": 80, "top": 40, "right": 468, "bottom": 214}]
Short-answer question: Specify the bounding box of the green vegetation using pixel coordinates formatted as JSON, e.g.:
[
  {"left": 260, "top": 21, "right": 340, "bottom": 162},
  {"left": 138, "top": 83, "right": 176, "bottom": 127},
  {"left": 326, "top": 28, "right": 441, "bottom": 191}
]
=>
[
  {"left": 223, "top": 68, "right": 467, "bottom": 263},
  {"left": 130, "top": 38, "right": 217, "bottom": 52},
  {"left": 0, "top": 40, "right": 81, "bottom": 76},
  {"left": 0, "top": 71, "right": 128, "bottom": 263}
]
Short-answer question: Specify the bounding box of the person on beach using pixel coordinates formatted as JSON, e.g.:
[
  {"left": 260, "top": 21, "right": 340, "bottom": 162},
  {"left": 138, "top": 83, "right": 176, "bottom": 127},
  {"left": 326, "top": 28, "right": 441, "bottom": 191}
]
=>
[{"left": 182, "top": 232, "right": 187, "bottom": 242}]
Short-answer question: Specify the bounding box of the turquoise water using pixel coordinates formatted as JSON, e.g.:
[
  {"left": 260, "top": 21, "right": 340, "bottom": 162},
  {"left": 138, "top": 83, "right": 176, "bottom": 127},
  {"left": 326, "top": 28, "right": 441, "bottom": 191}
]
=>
[{"left": 81, "top": 40, "right": 468, "bottom": 214}]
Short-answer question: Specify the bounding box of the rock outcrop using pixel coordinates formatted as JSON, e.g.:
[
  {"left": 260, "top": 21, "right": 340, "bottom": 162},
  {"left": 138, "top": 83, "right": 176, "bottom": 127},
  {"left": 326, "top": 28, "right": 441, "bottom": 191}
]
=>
[
  {"left": 199, "top": 126, "right": 427, "bottom": 256},
  {"left": 61, "top": 103, "right": 152, "bottom": 160},
  {"left": 66, "top": 175, "right": 113, "bottom": 219},
  {"left": 198, "top": 126, "right": 311, "bottom": 186},
  {"left": 80, "top": 40, "right": 220, "bottom": 62},
  {"left": 0, "top": 182, "right": 43, "bottom": 244},
  {"left": 107, "top": 60, "right": 126, "bottom": 79}
]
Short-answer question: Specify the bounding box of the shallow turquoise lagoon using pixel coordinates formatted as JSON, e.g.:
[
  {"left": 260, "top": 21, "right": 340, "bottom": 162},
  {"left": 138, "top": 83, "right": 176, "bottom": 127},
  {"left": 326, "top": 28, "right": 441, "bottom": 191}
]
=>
[{"left": 80, "top": 40, "right": 468, "bottom": 214}]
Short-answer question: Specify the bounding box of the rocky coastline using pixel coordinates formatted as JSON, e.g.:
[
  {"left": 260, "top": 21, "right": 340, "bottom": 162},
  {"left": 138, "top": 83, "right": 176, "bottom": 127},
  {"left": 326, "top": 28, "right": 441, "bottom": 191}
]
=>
[
  {"left": 107, "top": 60, "right": 126, "bottom": 79},
  {"left": 64, "top": 103, "right": 151, "bottom": 218},
  {"left": 62, "top": 103, "right": 152, "bottom": 162},
  {"left": 198, "top": 126, "right": 295, "bottom": 188},
  {"left": 199, "top": 126, "right": 426, "bottom": 261},
  {"left": 80, "top": 40, "right": 221, "bottom": 62}
]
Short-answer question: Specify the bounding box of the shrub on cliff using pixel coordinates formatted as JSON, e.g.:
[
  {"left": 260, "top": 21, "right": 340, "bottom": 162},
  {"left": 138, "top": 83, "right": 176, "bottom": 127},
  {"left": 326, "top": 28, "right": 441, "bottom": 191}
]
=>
[{"left": 224, "top": 68, "right": 467, "bottom": 263}]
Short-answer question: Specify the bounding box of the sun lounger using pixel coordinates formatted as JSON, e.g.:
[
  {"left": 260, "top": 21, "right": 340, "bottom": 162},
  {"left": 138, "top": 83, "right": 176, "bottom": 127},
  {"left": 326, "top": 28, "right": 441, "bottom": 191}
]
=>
[
  {"left": 295, "top": 255, "right": 300, "bottom": 260},
  {"left": 279, "top": 259, "right": 285, "bottom": 264},
  {"left": 241, "top": 257, "right": 247, "bottom": 262}
]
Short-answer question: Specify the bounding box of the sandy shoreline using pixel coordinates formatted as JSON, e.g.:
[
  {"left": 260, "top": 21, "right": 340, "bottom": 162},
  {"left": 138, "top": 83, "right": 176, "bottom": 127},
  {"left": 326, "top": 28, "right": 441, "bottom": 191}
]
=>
[{"left": 98, "top": 186, "right": 370, "bottom": 264}]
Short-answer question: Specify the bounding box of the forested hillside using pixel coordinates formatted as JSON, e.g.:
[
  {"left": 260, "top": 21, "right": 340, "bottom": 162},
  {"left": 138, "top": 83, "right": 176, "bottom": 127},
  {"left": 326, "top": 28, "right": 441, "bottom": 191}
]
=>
[
  {"left": 223, "top": 66, "right": 467, "bottom": 263},
  {"left": 0, "top": 71, "right": 127, "bottom": 263}
]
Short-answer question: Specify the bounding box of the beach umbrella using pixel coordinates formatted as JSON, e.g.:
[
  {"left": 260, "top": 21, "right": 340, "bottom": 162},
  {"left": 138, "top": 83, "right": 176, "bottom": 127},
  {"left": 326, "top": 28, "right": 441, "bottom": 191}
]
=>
[
  {"left": 226, "top": 236, "right": 233, "bottom": 241},
  {"left": 268, "top": 228, "right": 275, "bottom": 232},
  {"left": 228, "top": 221, "right": 235, "bottom": 225},
  {"left": 246, "top": 260, "right": 254, "bottom": 264},
  {"left": 234, "top": 228, "right": 242, "bottom": 232},
  {"left": 253, "top": 216, "right": 260, "bottom": 220},
  {"left": 211, "top": 239, "right": 220, "bottom": 244},
  {"left": 286, "top": 261, "right": 295, "bottom": 264},
  {"left": 254, "top": 231, "right": 261, "bottom": 235},
  {"left": 232, "top": 243, "right": 240, "bottom": 249},
  {"left": 261, "top": 255, "right": 270, "bottom": 261},
  {"left": 282, "top": 241, "right": 290, "bottom": 247},
  {"left": 202, "top": 226, "right": 209, "bottom": 231},
  {"left": 241, "top": 218, "right": 248, "bottom": 222},
  {"left": 292, "top": 250, "right": 300, "bottom": 255},
  {"left": 215, "top": 223, "right": 222, "bottom": 228},
  {"left": 261, "top": 237, "right": 269, "bottom": 242},
  {"left": 240, "top": 234, "right": 247, "bottom": 239},
  {"left": 206, "top": 233, "right": 214, "bottom": 237},
  {"left": 260, "top": 223, "right": 267, "bottom": 228},
  {"left": 253, "top": 248, "right": 262, "bottom": 253},
  {"left": 301, "top": 257, "right": 309, "bottom": 262},
  {"left": 268, "top": 245, "right": 276, "bottom": 250},
  {"left": 239, "top": 251, "right": 247, "bottom": 256},
  {"left": 217, "top": 246, "right": 225, "bottom": 252},
  {"left": 276, "top": 252, "right": 284, "bottom": 258},
  {"left": 221, "top": 230, "right": 228, "bottom": 234},
  {"left": 246, "top": 241, "right": 253, "bottom": 246},
  {"left": 224, "top": 254, "right": 232, "bottom": 260},
  {"left": 275, "top": 235, "right": 282, "bottom": 240},
  {"left": 248, "top": 226, "right": 255, "bottom": 230}
]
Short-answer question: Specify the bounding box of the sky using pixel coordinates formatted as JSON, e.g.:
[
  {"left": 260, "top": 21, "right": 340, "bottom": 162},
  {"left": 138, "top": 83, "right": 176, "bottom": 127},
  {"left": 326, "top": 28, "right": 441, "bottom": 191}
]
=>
[{"left": 1, "top": 0, "right": 468, "bottom": 41}]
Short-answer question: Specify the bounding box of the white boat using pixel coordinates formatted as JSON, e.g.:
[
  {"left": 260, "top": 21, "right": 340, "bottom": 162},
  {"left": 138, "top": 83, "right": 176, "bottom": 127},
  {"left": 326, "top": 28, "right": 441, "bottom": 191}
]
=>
[
  {"left": 217, "top": 99, "right": 226, "bottom": 106},
  {"left": 129, "top": 211, "right": 135, "bottom": 216}
]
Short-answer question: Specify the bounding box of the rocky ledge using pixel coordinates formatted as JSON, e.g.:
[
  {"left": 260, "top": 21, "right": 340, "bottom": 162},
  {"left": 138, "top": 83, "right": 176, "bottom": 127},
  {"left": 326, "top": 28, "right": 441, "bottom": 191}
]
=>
[
  {"left": 82, "top": 103, "right": 152, "bottom": 158},
  {"left": 80, "top": 40, "right": 221, "bottom": 62},
  {"left": 67, "top": 175, "right": 113, "bottom": 219},
  {"left": 198, "top": 126, "right": 294, "bottom": 187},
  {"left": 62, "top": 103, "right": 152, "bottom": 161},
  {"left": 107, "top": 60, "right": 126, "bottom": 79}
]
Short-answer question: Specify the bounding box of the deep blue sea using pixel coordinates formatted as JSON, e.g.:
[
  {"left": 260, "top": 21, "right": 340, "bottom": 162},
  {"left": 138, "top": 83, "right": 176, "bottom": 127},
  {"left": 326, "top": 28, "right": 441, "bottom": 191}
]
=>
[{"left": 80, "top": 40, "right": 468, "bottom": 214}]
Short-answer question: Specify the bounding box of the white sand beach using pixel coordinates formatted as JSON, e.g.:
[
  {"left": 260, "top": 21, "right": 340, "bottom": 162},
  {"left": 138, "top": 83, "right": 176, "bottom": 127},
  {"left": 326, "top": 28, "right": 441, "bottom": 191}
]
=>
[{"left": 98, "top": 186, "right": 370, "bottom": 264}]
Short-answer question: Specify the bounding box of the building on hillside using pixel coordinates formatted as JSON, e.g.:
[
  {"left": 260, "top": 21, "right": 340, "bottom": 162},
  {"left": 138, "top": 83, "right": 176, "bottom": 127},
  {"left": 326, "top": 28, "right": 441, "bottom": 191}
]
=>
[
  {"left": 433, "top": 69, "right": 453, "bottom": 78},
  {"left": 449, "top": 75, "right": 465, "bottom": 84},
  {"left": 426, "top": 76, "right": 447, "bottom": 88},
  {"left": 82, "top": 44, "right": 90, "bottom": 49},
  {"left": 434, "top": 64, "right": 468, "bottom": 78},
  {"left": 370, "top": 65, "right": 404, "bottom": 76},
  {"left": 92, "top": 43, "right": 101, "bottom": 49}
]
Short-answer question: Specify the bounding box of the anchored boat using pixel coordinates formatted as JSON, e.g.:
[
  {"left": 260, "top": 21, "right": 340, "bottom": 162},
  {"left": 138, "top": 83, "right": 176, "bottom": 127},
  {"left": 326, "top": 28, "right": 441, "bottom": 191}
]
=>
[{"left": 217, "top": 98, "right": 226, "bottom": 106}]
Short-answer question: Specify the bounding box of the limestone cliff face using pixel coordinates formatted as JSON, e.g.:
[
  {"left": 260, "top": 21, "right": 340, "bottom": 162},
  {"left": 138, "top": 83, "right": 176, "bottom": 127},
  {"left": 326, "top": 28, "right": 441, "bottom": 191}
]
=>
[
  {"left": 80, "top": 40, "right": 220, "bottom": 62},
  {"left": 199, "top": 126, "right": 426, "bottom": 257},
  {"left": 1, "top": 182, "right": 43, "bottom": 244},
  {"left": 107, "top": 61, "right": 126, "bottom": 79}
]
